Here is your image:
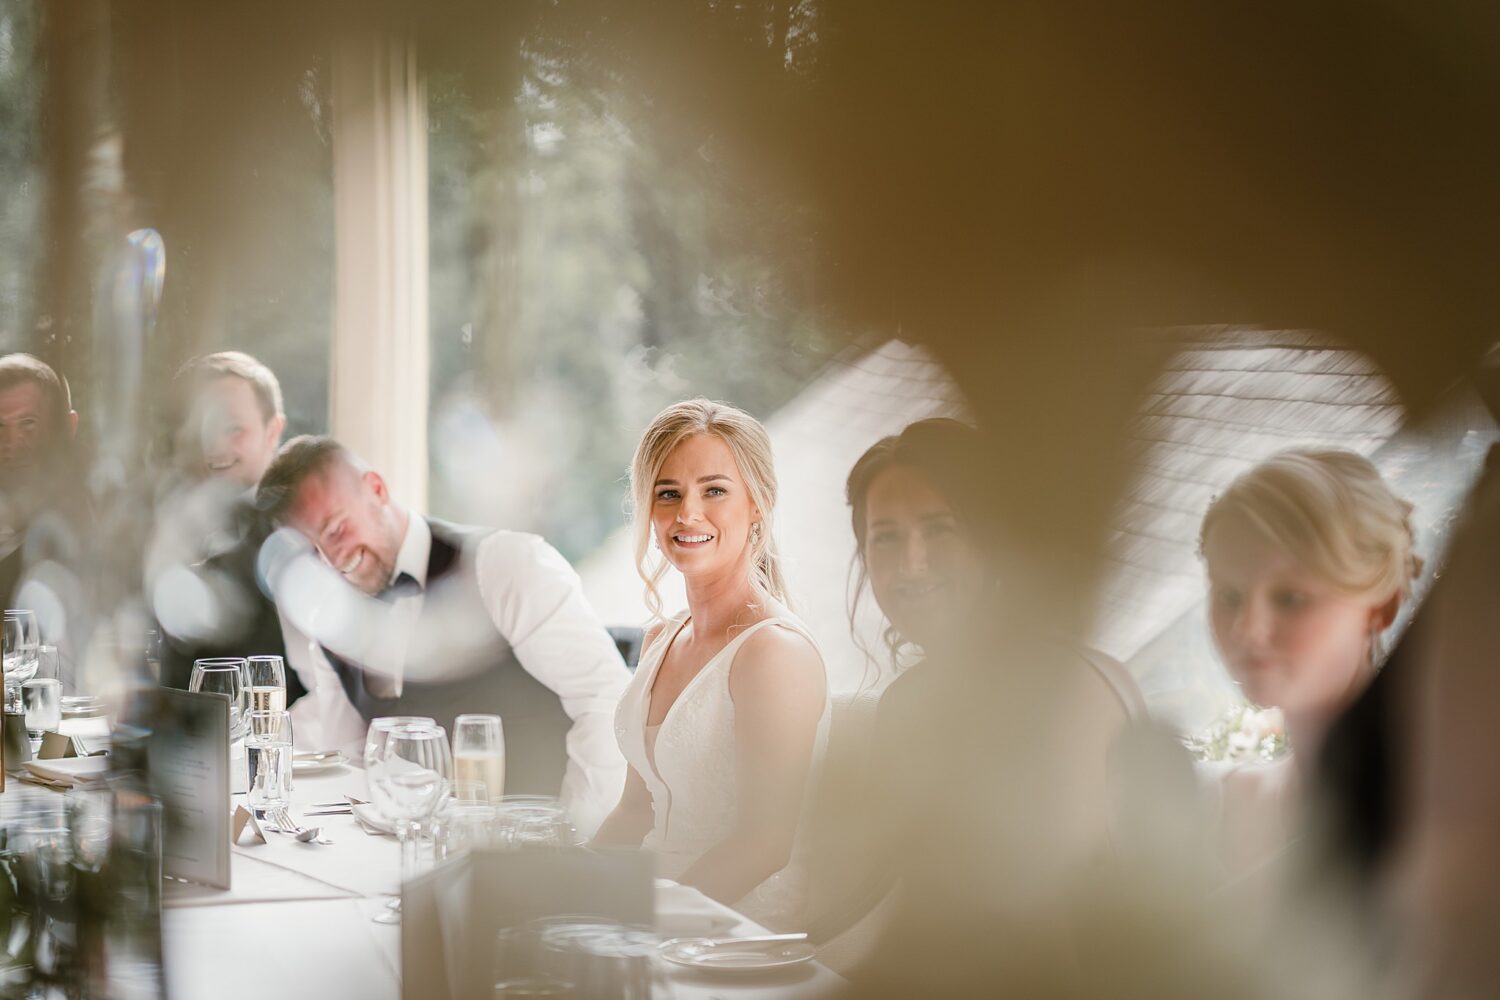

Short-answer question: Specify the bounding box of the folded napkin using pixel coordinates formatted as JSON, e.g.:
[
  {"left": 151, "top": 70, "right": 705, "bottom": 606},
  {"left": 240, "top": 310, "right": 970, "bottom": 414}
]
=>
[
  {"left": 351, "top": 800, "right": 396, "bottom": 836},
  {"left": 24, "top": 755, "right": 111, "bottom": 788}
]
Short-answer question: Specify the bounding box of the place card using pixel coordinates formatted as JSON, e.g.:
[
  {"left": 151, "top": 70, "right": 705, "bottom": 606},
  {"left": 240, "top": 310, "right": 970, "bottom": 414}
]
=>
[
  {"left": 38, "top": 731, "right": 77, "bottom": 759},
  {"left": 148, "top": 688, "right": 231, "bottom": 889},
  {"left": 231, "top": 804, "right": 267, "bottom": 845}
]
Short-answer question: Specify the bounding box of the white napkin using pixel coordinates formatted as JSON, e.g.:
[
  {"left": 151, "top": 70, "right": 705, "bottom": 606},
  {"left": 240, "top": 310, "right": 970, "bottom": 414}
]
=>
[
  {"left": 23, "top": 755, "right": 110, "bottom": 788},
  {"left": 350, "top": 801, "right": 396, "bottom": 836}
]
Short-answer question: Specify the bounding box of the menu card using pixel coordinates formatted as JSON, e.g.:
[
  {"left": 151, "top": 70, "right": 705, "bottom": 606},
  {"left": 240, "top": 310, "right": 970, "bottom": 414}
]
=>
[{"left": 148, "top": 688, "right": 231, "bottom": 889}]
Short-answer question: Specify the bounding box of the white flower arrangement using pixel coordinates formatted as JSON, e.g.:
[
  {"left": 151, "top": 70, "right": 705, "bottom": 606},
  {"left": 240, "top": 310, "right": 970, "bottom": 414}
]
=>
[{"left": 1183, "top": 704, "right": 1289, "bottom": 763}]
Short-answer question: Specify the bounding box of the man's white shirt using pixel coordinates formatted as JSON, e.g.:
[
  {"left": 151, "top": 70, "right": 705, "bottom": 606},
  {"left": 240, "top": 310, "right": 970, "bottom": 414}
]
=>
[{"left": 280, "top": 514, "right": 630, "bottom": 836}]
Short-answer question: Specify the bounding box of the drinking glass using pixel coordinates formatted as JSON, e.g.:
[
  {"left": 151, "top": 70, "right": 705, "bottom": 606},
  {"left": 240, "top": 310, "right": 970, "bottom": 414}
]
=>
[
  {"left": 245, "top": 710, "right": 294, "bottom": 812},
  {"left": 188, "top": 658, "right": 249, "bottom": 742},
  {"left": 369, "top": 722, "right": 451, "bottom": 925},
  {"left": 244, "top": 655, "right": 287, "bottom": 715},
  {"left": 536, "top": 920, "right": 662, "bottom": 1000},
  {"left": 3, "top": 609, "right": 39, "bottom": 713},
  {"left": 23, "top": 677, "right": 61, "bottom": 738},
  {"left": 437, "top": 798, "right": 496, "bottom": 861},
  {"left": 364, "top": 716, "right": 437, "bottom": 817},
  {"left": 494, "top": 796, "right": 575, "bottom": 849},
  {"left": 453, "top": 713, "right": 505, "bottom": 804},
  {"left": 363, "top": 716, "right": 436, "bottom": 916}
]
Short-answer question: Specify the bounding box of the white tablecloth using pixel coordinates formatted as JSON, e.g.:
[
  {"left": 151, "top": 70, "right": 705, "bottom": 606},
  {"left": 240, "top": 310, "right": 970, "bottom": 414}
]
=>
[{"left": 162, "top": 763, "right": 845, "bottom": 999}]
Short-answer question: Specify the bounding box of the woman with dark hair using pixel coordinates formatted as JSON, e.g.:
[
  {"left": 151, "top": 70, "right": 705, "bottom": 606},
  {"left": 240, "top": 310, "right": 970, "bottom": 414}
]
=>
[
  {"left": 807, "top": 418, "right": 1145, "bottom": 965},
  {"left": 847, "top": 417, "right": 1143, "bottom": 717},
  {"left": 844, "top": 418, "right": 992, "bottom": 669}
]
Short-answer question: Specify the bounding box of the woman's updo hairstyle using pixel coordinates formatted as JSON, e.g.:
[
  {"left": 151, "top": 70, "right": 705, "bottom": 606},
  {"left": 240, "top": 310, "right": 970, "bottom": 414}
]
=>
[
  {"left": 629, "top": 398, "right": 787, "bottom": 623},
  {"left": 1200, "top": 448, "right": 1422, "bottom": 606}
]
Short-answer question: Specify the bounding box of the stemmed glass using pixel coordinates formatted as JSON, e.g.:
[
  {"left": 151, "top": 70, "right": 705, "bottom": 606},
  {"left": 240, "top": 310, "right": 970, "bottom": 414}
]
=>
[
  {"left": 363, "top": 716, "right": 434, "bottom": 918},
  {"left": 243, "top": 655, "right": 287, "bottom": 715},
  {"left": 452, "top": 713, "right": 505, "bottom": 804},
  {"left": 368, "top": 721, "right": 450, "bottom": 925},
  {"left": 3, "top": 609, "right": 39, "bottom": 714},
  {"left": 188, "top": 658, "right": 249, "bottom": 743}
]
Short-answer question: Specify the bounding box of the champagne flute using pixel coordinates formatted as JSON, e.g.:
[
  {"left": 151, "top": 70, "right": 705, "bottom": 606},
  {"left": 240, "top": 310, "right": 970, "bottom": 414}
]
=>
[
  {"left": 188, "top": 657, "right": 249, "bottom": 742},
  {"left": 453, "top": 713, "right": 505, "bottom": 804},
  {"left": 370, "top": 722, "right": 451, "bottom": 925},
  {"left": 244, "top": 655, "right": 287, "bottom": 714}
]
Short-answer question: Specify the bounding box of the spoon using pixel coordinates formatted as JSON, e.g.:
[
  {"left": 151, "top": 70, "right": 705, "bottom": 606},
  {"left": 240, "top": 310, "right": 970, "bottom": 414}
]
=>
[{"left": 294, "top": 826, "right": 332, "bottom": 845}]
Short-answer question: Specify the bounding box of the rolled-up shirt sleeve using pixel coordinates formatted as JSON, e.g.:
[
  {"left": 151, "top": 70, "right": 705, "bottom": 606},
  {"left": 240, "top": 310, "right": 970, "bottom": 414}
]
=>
[{"left": 475, "top": 531, "right": 631, "bottom": 837}]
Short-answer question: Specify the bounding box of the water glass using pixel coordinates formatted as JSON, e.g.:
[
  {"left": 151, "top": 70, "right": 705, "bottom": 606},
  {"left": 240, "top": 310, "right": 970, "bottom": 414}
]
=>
[
  {"left": 453, "top": 713, "right": 505, "bottom": 804},
  {"left": 189, "top": 658, "right": 249, "bottom": 742},
  {"left": 437, "top": 799, "right": 496, "bottom": 860},
  {"left": 368, "top": 722, "right": 450, "bottom": 925},
  {"left": 244, "top": 655, "right": 287, "bottom": 715},
  {"left": 494, "top": 796, "right": 575, "bottom": 849},
  {"left": 493, "top": 923, "right": 581, "bottom": 997},
  {"left": 364, "top": 716, "right": 437, "bottom": 819},
  {"left": 245, "top": 710, "right": 294, "bottom": 811},
  {"left": 23, "top": 677, "right": 61, "bottom": 736},
  {"left": 3, "top": 609, "right": 39, "bottom": 712},
  {"left": 536, "top": 920, "right": 662, "bottom": 1000}
]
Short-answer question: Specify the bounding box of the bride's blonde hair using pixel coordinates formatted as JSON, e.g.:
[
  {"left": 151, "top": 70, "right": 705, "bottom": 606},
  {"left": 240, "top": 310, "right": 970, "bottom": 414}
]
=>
[
  {"left": 1200, "top": 448, "right": 1422, "bottom": 606},
  {"left": 629, "top": 398, "right": 789, "bottom": 623}
]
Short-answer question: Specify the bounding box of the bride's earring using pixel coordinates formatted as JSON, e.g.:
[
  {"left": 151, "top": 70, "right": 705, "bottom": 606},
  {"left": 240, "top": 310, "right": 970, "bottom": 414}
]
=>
[
  {"left": 1368, "top": 623, "right": 1383, "bottom": 668},
  {"left": 751, "top": 522, "right": 762, "bottom": 543}
]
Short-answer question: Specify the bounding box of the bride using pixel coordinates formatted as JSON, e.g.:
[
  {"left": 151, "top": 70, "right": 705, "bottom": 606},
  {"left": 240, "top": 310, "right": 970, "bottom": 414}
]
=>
[{"left": 594, "top": 398, "right": 829, "bottom": 928}]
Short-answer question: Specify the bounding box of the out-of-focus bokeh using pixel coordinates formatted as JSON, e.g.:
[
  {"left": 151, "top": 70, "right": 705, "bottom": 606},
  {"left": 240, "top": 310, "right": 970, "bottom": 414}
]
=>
[{"left": 3, "top": 0, "right": 1499, "bottom": 995}]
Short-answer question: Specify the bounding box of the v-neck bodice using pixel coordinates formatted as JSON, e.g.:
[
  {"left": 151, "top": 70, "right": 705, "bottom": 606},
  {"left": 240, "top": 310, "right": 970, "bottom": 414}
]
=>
[{"left": 613, "top": 609, "right": 830, "bottom": 928}]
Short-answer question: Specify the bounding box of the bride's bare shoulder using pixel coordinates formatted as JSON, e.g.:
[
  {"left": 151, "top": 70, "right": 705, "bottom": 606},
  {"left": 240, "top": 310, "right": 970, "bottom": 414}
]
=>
[{"left": 733, "top": 619, "right": 825, "bottom": 680}]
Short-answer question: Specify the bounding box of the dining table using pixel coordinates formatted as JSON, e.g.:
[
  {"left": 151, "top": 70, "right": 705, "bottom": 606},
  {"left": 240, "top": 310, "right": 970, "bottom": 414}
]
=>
[{"left": 160, "top": 756, "right": 848, "bottom": 999}]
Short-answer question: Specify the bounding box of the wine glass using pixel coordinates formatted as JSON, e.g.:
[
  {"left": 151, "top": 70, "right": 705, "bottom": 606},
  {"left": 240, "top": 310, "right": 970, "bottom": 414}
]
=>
[
  {"left": 3, "top": 609, "right": 39, "bottom": 713},
  {"left": 188, "top": 657, "right": 249, "bottom": 742},
  {"left": 363, "top": 716, "right": 435, "bottom": 916},
  {"left": 243, "top": 655, "right": 287, "bottom": 715},
  {"left": 453, "top": 713, "right": 505, "bottom": 804},
  {"left": 369, "top": 722, "right": 450, "bottom": 925},
  {"left": 363, "top": 715, "right": 437, "bottom": 816}
]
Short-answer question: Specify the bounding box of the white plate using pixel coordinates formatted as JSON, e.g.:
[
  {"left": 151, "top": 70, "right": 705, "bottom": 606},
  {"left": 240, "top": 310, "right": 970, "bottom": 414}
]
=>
[
  {"left": 292, "top": 751, "right": 349, "bottom": 774},
  {"left": 658, "top": 937, "right": 817, "bottom": 973}
]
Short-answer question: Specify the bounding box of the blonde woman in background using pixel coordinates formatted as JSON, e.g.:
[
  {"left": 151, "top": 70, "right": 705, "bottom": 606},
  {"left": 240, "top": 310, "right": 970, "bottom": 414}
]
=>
[
  {"left": 594, "top": 399, "right": 829, "bottom": 928},
  {"left": 1200, "top": 448, "right": 1421, "bottom": 876}
]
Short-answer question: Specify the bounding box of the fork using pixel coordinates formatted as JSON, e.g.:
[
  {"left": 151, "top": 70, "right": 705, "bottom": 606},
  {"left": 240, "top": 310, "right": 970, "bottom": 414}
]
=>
[{"left": 269, "top": 807, "right": 332, "bottom": 844}]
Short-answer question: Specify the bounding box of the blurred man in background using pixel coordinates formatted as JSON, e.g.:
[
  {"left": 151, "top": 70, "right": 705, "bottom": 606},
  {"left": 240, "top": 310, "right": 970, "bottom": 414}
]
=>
[
  {"left": 151, "top": 351, "right": 301, "bottom": 700},
  {"left": 0, "top": 353, "right": 80, "bottom": 609}
]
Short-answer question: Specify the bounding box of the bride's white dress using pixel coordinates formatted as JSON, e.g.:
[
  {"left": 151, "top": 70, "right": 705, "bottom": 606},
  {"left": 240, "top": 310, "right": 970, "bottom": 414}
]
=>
[{"left": 615, "top": 611, "right": 830, "bottom": 928}]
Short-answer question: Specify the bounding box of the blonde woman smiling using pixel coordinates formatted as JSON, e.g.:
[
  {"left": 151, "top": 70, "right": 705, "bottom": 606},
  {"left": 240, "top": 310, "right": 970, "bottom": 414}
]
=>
[{"left": 595, "top": 399, "right": 829, "bottom": 928}]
